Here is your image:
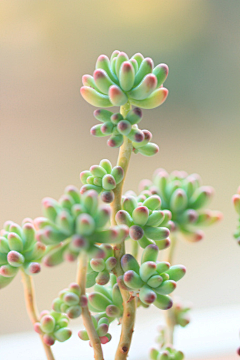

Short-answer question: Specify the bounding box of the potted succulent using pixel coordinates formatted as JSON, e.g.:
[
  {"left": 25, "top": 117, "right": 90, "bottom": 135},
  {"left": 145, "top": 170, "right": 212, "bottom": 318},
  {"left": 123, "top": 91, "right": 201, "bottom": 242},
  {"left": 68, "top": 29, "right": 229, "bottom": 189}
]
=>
[{"left": 0, "top": 50, "right": 222, "bottom": 360}]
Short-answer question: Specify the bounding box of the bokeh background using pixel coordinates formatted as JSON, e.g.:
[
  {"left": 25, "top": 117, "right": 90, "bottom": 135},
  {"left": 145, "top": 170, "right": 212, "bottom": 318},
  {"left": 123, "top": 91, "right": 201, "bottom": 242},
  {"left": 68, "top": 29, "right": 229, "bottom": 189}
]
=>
[{"left": 1, "top": 0, "right": 240, "bottom": 337}]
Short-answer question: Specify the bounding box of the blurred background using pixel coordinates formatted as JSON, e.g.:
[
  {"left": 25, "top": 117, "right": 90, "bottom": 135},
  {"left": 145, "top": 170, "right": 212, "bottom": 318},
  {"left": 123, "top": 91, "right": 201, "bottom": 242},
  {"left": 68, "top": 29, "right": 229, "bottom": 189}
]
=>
[{"left": 1, "top": 0, "right": 240, "bottom": 339}]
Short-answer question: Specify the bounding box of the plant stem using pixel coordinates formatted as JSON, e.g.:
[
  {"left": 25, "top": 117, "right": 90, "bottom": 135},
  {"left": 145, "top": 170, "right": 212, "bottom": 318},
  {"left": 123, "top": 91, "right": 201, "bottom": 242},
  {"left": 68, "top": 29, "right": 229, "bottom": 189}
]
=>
[
  {"left": 77, "top": 252, "right": 104, "bottom": 360},
  {"left": 164, "top": 323, "right": 175, "bottom": 345},
  {"left": 131, "top": 239, "right": 139, "bottom": 260},
  {"left": 112, "top": 102, "right": 136, "bottom": 360},
  {"left": 164, "top": 231, "right": 177, "bottom": 264},
  {"left": 163, "top": 232, "right": 177, "bottom": 345},
  {"left": 20, "top": 270, "right": 55, "bottom": 360}
]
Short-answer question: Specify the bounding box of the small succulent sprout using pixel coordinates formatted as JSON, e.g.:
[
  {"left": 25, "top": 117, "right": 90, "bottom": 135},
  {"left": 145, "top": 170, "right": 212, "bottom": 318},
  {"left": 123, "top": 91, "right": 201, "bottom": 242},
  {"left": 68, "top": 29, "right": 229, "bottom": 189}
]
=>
[
  {"left": 116, "top": 194, "right": 170, "bottom": 250},
  {"left": 86, "top": 244, "right": 117, "bottom": 287},
  {"left": 139, "top": 169, "right": 222, "bottom": 242},
  {"left": 119, "top": 245, "right": 186, "bottom": 310},
  {"left": 150, "top": 346, "right": 184, "bottom": 360},
  {"left": 80, "top": 51, "right": 168, "bottom": 109},
  {"left": 90, "top": 107, "right": 159, "bottom": 156},
  {"left": 52, "top": 283, "right": 87, "bottom": 319},
  {"left": 168, "top": 298, "right": 191, "bottom": 328},
  {"left": 34, "top": 310, "right": 72, "bottom": 346},
  {"left": 0, "top": 219, "right": 45, "bottom": 289},
  {"left": 80, "top": 159, "right": 124, "bottom": 203},
  {"left": 79, "top": 276, "right": 123, "bottom": 345},
  {"left": 232, "top": 187, "right": 240, "bottom": 245},
  {"left": 78, "top": 316, "right": 112, "bottom": 346},
  {"left": 35, "top": 187, "right": 129, "bottom": 266},
  {"left": 87, "top": 278, "right": 123, "bottom": 321}
]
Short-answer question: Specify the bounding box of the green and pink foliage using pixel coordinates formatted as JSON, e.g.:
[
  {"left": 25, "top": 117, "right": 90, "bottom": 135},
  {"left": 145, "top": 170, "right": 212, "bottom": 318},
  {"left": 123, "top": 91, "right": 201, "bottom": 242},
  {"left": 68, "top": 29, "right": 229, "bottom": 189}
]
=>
[
  {"left": 78, "top": 316, "right": 112, "bottom": 346},
  {"left": 86, "top": 244, "right": 117, "bottom": 287},
  {"left": 150, "top": 346, "right": 184, "bottom": 360},
  {"left": 0, "top": 219, "right": 45, "bottom": 288},
  {"left": 233, "top": 187, "right": 240, "bottom": 245},
  {"left": 118, "top": 245, "right": 186, "bottom": 310},
  {"left": 90, "top": 108, "right": 158, "bottom": 155},
  {"left": 116, "top": 193, "right": 171, "bottom": 250},
  {"left": 34, "top": 310, "right": 72, "bottom": 346},
  {"left": 52, "top": 283, "right": 87, "bottom": 319},
  {"left": 80, "top": 159, "right": 124, "bottom": 203},
  {"left": 80, "top": 50, "right": 168, "bottom": 109},
  {"left": 35, "top": 187, "right": 128, "bottom": 266},
  {"left": 139, "top": 169, "right": 222, "bottom": 241}
]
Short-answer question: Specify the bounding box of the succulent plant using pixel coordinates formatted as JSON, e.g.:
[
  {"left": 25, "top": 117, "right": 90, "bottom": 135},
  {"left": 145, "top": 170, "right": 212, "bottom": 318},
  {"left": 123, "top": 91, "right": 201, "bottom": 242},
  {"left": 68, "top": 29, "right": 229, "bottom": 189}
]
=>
[
  {"left": 86, "top": 244, "right": 117, "bottom": 287},
  {"left": 150, "top": 346, "right": 184, "bottom": 360},
  {"left": 90, "top": 108, "right": 159, "bottom": 155},
  {"left": 232, "top": 188, "right": 240, "bottom": 245},
  {"left": 0, "top": 219, "right": 45, "bottom": 289},
  {"left": 118, "top": 245, "right": 186, "bottom": 309},
  {"left": 52, "top": 283, "right": 88, "bottom": 319},
  {"left": 34, "top": 310, "right": 72, "bottom": 346},
  {"left": 35, "top": 187, "right": 128, "bottom": 265},
  {"left": 80, "top": 50, "right": 168, "bottom": 109},
  {"left": 80, "top": 159, "right": 124, "bottom": 203},
  {"left": 78, "top": 316, "right": 112, "bottom": 345},
  {"left": 116, "top": 193, "right": 171, "bottom": 249},
  {"left": 169, "top": 299, "right": 191, "bottom": 328},
  {"left": 139, "top": 169, "right": 222, "bottom": 241},
  {"left": 78, "top": 275, "right": 123, "bottom": 346},
  {"left": 87, "top": 275, "right": 123, "bottom": 321},
  {"left": 1, "top": 50, "right": 222, "bottom": 360}
]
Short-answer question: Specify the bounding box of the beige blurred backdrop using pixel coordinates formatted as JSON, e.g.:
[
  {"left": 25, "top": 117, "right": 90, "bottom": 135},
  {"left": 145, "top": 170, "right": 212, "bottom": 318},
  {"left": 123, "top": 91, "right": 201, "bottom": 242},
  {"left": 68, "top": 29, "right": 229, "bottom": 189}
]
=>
[{"left": 1, "top": 0, "right": 240, "bottom": 335}]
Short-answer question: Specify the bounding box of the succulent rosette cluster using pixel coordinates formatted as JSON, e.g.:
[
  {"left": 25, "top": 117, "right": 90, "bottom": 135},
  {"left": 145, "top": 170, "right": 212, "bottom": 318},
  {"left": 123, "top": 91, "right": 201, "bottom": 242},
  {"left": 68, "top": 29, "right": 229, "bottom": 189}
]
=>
[
  {"left": 35, "top": 186, "right": 128, "bottom": 265},
  {"left": 139, "top": 169, "right": 222, "bottom": 242},
  {"left": 116, "top": 193, "right": 171, "bottom": 249},
  {"left": 78, "top": 316, "right": 112, "bottom": 345},
  {"left": 86, "top": 244, "right": 117, "bottom": 287},
  {"left": 80, "top": 159, "right": 124, "bottom": 203},
  {"left": 52, "top": 283, "right": 88, "bottom": 319},
  {"left": 79, "top": 276, "right": 123, "bottom": 345},
  {"left": 90, "top": 108, "right": 159, "bottom": 156},
  {"left": 118, "top": 244, "right": 186, "bottom": 309},
  {"left": 150, "top": 346, "right": 184, "bottom": 360},
  {"left": 0, "top": 219, "right": 45, "bottom": 289},
  {"left": 168, "top": 299, "right": 191, "bottom": 328},
  {"left": 232, "top": 187, "right": 240, "bottom": 245},
  {"left": 80, "top": 50, "right": 168, "bottom": 109},
  {"left": 88, "top": 277, "right": 123, "bottom": 321},
  {"left": 34, "top": 310, "right": 72, "bottom": 346}
]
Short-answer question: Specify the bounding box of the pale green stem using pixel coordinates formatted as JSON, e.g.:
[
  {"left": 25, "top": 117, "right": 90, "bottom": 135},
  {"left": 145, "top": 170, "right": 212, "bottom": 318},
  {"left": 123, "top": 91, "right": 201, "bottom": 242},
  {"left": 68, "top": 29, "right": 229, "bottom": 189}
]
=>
[
  {"left": 20, "top": 270, "right": 55, "bottom": 360},
  {"left": 76, "top": 252, "right": 104, "bottom": 360},
  {"left": 112, "top": 102, "right": 136, "bottom": 360},
  {"left": 164, "top": 231, "right": 177, "bottom": 264},
  {"left": 163, "top": 232, "right": 178, "bottom": 345},
  {"left": 131, "top": 239, "right": 139, "bottom": 260}
]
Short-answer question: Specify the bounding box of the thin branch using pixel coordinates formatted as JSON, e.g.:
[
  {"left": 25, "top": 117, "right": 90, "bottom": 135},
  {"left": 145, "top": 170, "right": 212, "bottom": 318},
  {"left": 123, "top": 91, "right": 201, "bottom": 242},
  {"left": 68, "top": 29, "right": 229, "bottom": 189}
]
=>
[
  {"left": 77, "top": 252, "right": 104, "bottom": 360},
  {"left": 21, "top": 270, "right": 55, "bottom": 360}
]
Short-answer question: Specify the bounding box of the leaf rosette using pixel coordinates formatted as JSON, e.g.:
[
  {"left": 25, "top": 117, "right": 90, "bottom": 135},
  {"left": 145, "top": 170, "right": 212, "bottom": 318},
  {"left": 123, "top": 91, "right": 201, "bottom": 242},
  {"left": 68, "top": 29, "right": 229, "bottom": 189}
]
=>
[
  {"left": 150, "top": 345, "right": 184, "bottom": 360},
  {"left": 116, "top": 193, "right": 171, "bottom": 250},
  {"left": 80, "top": 159, "right": 124, "bottom": 203},
  {"left": 232, "top": 187, "right": 240, "bottom": 245},
  {"left": 139, "top": 169, "right": 222, "bottom": 242},
  {"left": 80, "top": 50, "right": 168, "bottom": 109},
  {"left": 34, "top": 310, "right": 72, "bottom": 346},
  {"left": 0, "top": 219, "right": 45, "bottom": 289},
  {"left": 86, "top": 244, "right": 117, "bottom": 287},
  {"left": 52, "top": 283, "right": 88, "bottom": 319},
  {"left": 90, "top": 108, "right": 159, "bottom": 155},
  {"left": 118, "top": 245, "right": 186, "bottom": 310},
  {"left": 35, "top": 187, "right": 128, "bottom": 266},
  {"left": 79, "top": 275, "right": 123, "bottom": 345}
]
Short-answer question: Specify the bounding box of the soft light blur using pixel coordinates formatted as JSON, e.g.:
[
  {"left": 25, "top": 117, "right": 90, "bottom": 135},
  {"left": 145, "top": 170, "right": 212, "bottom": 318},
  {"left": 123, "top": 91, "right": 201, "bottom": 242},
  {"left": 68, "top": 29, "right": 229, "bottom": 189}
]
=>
[{"left": 1, "top": 0, "right": 240, "bottom": 334}]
